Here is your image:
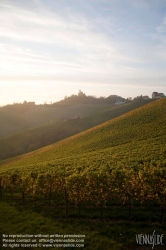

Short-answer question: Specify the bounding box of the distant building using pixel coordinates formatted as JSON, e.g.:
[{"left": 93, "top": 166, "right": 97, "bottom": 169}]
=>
[
  {"left": 64, "top": 116, "right": 81, "bottom": 122},
  {"left": 152, "top": 92, "right": 165, "bottom": 99},
  {"left": 75, "top": 116, "right": 81, "bottom": 120},
  {"left": 27, "top": 102, "right": 35, "bottom": 105},
  {"left": 115, "top": 101, "right": 125, "bottom": 105},
  {"left": 142, "top": 96, "right": 150, "bottom": 100},
  {"left": 159, "top": 93, "right": 165, "bottom": 98}
]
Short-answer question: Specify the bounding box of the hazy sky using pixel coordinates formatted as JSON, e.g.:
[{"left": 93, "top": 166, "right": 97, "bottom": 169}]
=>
[{"left": 0, "top": 0, "right": 166, "bottom": 105}]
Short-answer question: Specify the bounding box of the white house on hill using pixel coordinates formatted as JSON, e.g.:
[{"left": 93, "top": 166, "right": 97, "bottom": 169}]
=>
[
  {"left": 115, "top": 101, "right": 125, "bottom": 105},
  {"left": 152, "top": 92, "right": 165, "bottom": 99}
]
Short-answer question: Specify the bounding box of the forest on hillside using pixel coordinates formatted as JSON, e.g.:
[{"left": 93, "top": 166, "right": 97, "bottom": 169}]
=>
[{"left": 49, "top": 90, "right": 126, "bottom": 107}]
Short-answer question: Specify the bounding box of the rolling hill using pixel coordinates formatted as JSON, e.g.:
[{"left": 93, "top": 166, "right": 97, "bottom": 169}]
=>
[
  {"left": 0, "top": 98, "right": 166, "bottom": 250},
  {"left": 0, "top": 100, "right": 153, "bottom": 161},
  {"left": 0, "top": 103, "right": 115, "bottom": 138},
  {"left": 0, "top": 98, "right": 165, "bottom": 173}
]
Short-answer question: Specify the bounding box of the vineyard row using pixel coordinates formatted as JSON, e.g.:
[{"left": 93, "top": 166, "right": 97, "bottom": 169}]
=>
[{"left": 0, "top": 163, "right": 166, "bottom": 221}]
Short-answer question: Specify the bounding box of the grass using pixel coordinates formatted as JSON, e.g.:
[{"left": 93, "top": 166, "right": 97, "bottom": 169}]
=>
[{"left": 1, "top": 202, "right": 166, "bottom": 250}]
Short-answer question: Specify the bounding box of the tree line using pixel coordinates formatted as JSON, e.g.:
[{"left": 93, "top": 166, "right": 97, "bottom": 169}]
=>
[{"left": 50, "top": 90, "right": 126, "bottom": 108}]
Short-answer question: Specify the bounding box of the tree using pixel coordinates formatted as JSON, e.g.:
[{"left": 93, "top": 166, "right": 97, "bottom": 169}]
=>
[{"left": 78, "top": 90, "right": 86, "bottom": 97}]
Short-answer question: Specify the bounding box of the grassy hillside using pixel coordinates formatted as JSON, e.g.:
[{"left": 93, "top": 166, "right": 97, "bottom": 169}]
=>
[
  {"left": 0, "top": 98, "right": 165, "bottom": 172},
  {"left": 0, "top": 99, "right": 166, "bottom": 250},
  {"left": 0, "top": 100, "right": 152, "bottom": 161},
  {"left": 0, "top": 103, "right": 115, "bottom": 138}
]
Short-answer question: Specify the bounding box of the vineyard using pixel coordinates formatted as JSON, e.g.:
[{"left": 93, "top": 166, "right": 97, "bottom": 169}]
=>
[
  {"left": 0, "top": 98, "right": 166, "bottom": 249},
  {"left": 1, "top": 162, "right": 166, "bottom": 222}
]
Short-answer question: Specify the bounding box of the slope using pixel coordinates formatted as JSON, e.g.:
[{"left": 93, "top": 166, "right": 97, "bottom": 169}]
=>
[
  {"left": 0, "top": 98, "right": 165, "bottom": 173},
  {"left": 0, "top": 103, "right": 114, "bottom": 138},
  {"left": 0, "top": 100, "right": 152, "bottom": 161}
]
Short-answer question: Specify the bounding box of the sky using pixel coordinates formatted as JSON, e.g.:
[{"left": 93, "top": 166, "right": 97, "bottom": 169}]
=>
[{"left": 0, "top": 0, "right": 166, "bottom": 105}]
